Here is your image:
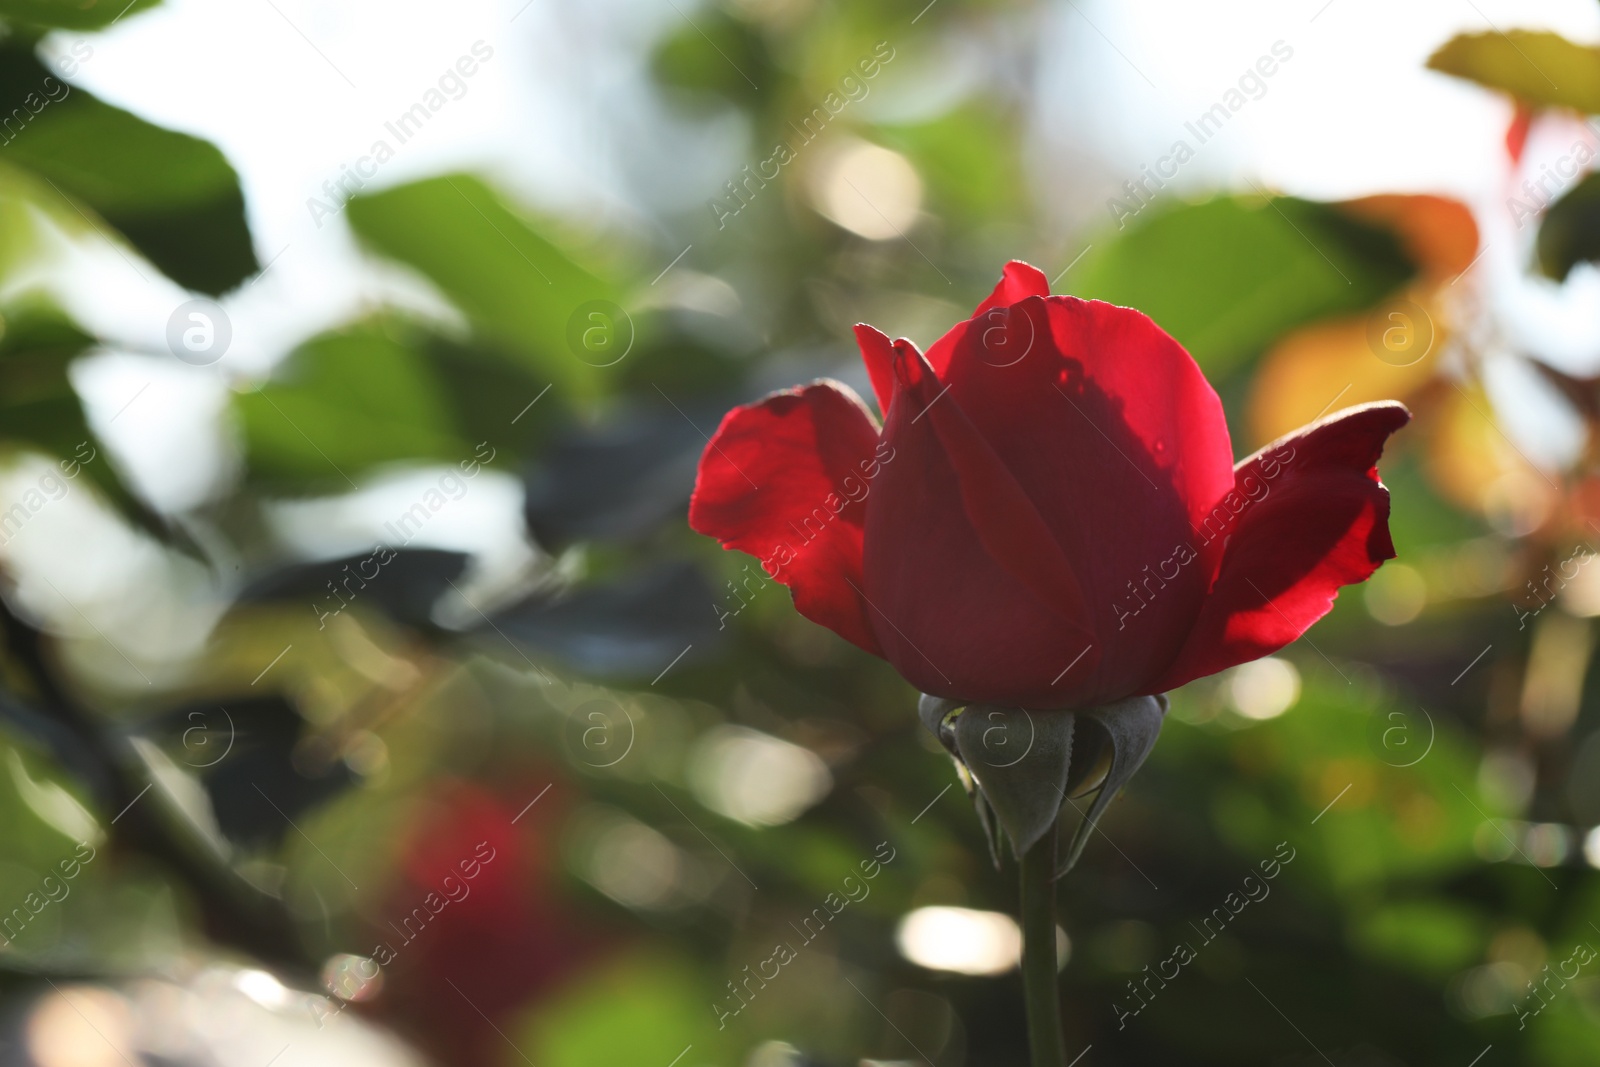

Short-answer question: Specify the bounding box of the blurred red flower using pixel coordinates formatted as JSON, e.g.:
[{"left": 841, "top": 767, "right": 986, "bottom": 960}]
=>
[
  {"left": 690, "top": 261, "right": 1409, "bottom": 709},
  {"left": 367, "top": 779, "right": 607, "bottom": 1067}
]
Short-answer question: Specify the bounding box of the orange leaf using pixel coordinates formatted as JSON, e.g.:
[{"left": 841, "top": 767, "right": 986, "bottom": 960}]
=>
[{"left": 1338, "top": 194, "right": 1480, "bottom": 279}]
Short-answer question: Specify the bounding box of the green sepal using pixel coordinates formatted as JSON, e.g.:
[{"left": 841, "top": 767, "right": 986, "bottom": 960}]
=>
[
  {"left": 916, "top": 692, "right": 1168, "bottom": 872},
  {"left": 953, "top": 705, "right": 1075, "bottom": 859},
  {"left": 1056, "top": 694, "right": 1166, "bottom": 879}
]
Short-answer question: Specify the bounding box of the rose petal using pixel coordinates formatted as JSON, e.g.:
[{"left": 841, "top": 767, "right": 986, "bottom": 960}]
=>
[
  {"left": 974, "top": 259, "right": 1051, "bottom": 317},
  {"left": 689, "top": 381, "right": 887, "bottom": 655},
  {"left": 1150, "top": 402, "right": 1410, "bottom": 691},
  {"left": 853, "top": 323, "right": 897, "bottom": 419},
  {"left": 863, "top": 342, "right": 1098, "bottom": 706},
  {"left": 925, "top": 260, "right": 1052, "bottom": 377},
  {"left": 936, "top": 295, "right": 1237, "bottom": 703},
  {"left": 888, "top": 338, "right": 1094, "bottom": 628}
]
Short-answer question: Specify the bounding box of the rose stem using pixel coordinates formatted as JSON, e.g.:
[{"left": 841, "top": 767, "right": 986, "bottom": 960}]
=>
[{"left": 1019, "top": 827, "right": 1067, "bottom": 1067}]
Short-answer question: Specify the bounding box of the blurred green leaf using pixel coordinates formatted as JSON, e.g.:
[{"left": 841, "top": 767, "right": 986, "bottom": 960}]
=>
[
  {"left": 0, "top": 304, "right": 92, "bottom": 448},
  {"left": 0, "top": 163, "right": 47, "bottom": 279},
  {"left": 652, "top": 9, "right": 767, "bottom": 106},
  {"left": 0, "top": 0, "right": 158, "bottom": 30},
  {"left": 1167, "top": 668, "right": 1482, "bottom": 894},
  {"left": 0, "top": 739, "right": 182, "bottom": 972},
  {"left": 347, "top": 175, "right": 620, "bottom": 398},
  {"left": 1, "top": 743, "right": 98, "bottom": 853},
  {"left": 880, "top": 102, "right": 1026, "bottom": 226},
  {"left": 0, "top": 40, "right": 257, "bottom": 294},
  {"left": 1350, "top": 899, "right": 1485, "bottom": 978},
  {"left": 1538, "top": 172, "right": 1600, "bottom": 280},
  {"left": 0, "top": 304, "right": 169, "bottom": 537},
  {"left": 1532, "top": 1007, "right": 1600, "bottom": 1067},
  {"left": 1071, "top": 195, "right": 1413, "bottom": 378},
  {"left": 1369, "top": 454, "right": 1489, "bottom": 556},
  {"left": 235, "top": 326, "right": 467, "bottom": 491},
  {"left": 425, "top": 334, "right": 565, "bottom": 462},
  {"left": 1428, "top": 30, "right": 1600, "bottom": 113},
  {"left": 522, "top": 954, "right": 731, "bottom": 1067}
]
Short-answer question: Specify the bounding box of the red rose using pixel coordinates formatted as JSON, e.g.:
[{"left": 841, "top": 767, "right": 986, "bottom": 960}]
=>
[
  {"left": 370, "top": 780, "right": 609, "bottom": 1067},
  {"left": 689, "top": 261, "right": 1408, "bottom": 709}
]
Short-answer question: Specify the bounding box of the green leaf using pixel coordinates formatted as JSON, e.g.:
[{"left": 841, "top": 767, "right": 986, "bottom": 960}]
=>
[
  {"left": 0, "top": 304, "right": 94, "bottom": 445},
  {"left": 651, "top": 8, "right": 767, "bottom": 105},
  {"left": 1428, "top": 30, "right": 1600, "bottom": 113},
  {"left": 1070, "top": 195, "right": 1413, "bottom": 378},
  {"left": 1538, "top": 171, "right": 1600, "bottom": 280},
  {"left": 0, "top": 162, "right": 47, "bottom": 281},
  {"left": 880, "top": 102, "right": 1027, "bottom": 226},
  {"left": 0, "top": 304, "right": 168, "bottom": 537},
  {"left": 235, "top": 326, "right": 468, "bottom": 492},
  {"left": 0, "top": 0, "right": 158, "bottom": 30},
  {"left": 1350, "top": 900, "right": 1485, "bottom": 978},
  {"left": 1176, "top": 670, "right": 1484, "bottom": 893},
  {"left": 0, "top": 40, "right": 257, "bottom": 294},
  {"left": 346, "top": 175, "right": 621, "bottom": 398},
  {"left": 520, "top": 954, "right": 732, "bottom": 1066},
  {"left": 425, "top": 334, "right": 565, "bottom": 463}
]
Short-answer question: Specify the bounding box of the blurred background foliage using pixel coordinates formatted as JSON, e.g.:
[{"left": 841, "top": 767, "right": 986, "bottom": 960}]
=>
[{"left": 0, "top": 0, "right": 1598, "bottom": 1065}]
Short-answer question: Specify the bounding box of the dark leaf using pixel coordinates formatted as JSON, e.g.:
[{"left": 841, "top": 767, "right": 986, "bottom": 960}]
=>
[
  {"left": 523, "top": 400, "right": 717, "bottom": 547},
  {"left": 0, "top": 686, "right": 106, "bottom": 796},
  {"left": 0, "top": 40, "right": 256, "bottom": 294},
  {"left": 489, "top": 561, "right": 722, "bottom": 679},
  {"left": 427, "top": 334, "right": 566, "bottom": 463},
  {"left": 235, "top": 548, "right": 470, "bottom": 633},
  {"left": 1537, "top": 172, "right": 1600, "bottom": 280},
  {"left": 0, "top": 0, "right": 158, "bottom": 29},
  {"left": 143, "top": 696, "right": 354, "bottom": 849}
]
